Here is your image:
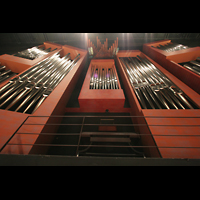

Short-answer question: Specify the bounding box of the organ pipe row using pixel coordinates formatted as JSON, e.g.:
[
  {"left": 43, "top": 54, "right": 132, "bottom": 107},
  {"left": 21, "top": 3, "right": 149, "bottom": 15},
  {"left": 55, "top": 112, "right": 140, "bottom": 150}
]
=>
[
  {"left": 152, "top": 42, "right": 189, "bottom": 52},
  {"left": 0, "top": 52, "right": 80, "bottom": 114},
  {"left": 0, "top": 65, "right": 16, "bottom": 84},
  {"left": 180, "top": 57, "right": 200, "bottom": 76},
  {"left": 90, "top": 66, "right": 119, "bottom": 89},
  {"left": 119, "top": 56, "right": 199, "bottom": 109},
  {"left": 13, "top": 46, "right": 57, "bottom": 60}
]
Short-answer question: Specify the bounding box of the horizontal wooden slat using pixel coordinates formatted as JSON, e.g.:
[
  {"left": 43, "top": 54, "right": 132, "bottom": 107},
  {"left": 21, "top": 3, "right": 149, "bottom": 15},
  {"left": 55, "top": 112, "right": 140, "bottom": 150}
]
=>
[
  {"left": 90, "top": 137, "right": 131, "bottom": 143},
  {"left": 82, "top": 132, "right": 139, "bottom": 137}
]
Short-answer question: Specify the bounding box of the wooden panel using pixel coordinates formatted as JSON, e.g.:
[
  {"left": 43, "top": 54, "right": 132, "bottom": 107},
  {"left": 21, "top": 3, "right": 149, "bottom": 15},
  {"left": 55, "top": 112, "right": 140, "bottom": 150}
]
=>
[
  {"left": 90, "top": 137, "right": 131, "bottom": 143},
  {"left": 116, "top": 50, "right": 200, "bottom": 159},
  {"left": 78, "top": 59, "right": 125, "bottom": 113},
  {"left": 0, "top": 43, "right": 88, "bottom": 155}
]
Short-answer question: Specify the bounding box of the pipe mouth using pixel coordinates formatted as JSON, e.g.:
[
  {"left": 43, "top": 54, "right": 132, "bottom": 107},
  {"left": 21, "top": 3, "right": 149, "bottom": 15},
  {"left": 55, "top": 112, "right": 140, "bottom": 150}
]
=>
[{"left": 170, "top": 85, "right": 176, "bottom": 89}]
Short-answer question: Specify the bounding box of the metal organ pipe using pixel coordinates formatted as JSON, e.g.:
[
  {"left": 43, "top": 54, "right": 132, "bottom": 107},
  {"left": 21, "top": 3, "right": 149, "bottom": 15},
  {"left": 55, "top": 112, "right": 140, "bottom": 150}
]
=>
[
  {"left": 0, "top": 64, "right": 16, "bottom": 84},
  {"left": 119, "top": 56, "right": 198, "bottom": 109},
  {"left": 153, "top": 43, "right": 189, "bottom": 52},
  {"left": 89, "top": 65, "right": 119, "bottom": 90},
  {"left": 0, "top": 52, "right": 80, "bottom": 114},
  {"left": 13, "top": 46, "right": 58, "bottom": 60}
]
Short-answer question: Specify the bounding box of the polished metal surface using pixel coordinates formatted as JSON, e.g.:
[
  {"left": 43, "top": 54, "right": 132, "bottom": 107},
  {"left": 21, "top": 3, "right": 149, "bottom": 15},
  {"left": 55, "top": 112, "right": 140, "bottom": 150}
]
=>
[
  {"left": 0, "top": 52, "right": 80, "bottom": 114},
  {"left": 89, "top": 66, "right": 119, "bottom": 89},
  {"left": 183, "top": 63, "right": 200, "bottom": 76},
  {"left": 153, "top": 42, "right": 189, "bottom": 52},
  {"left": 0, "top": 65, "right": 16, "bottom": 84},
  {"left": 190, "top": 60, "right": 200, "bottom": 67},
  {"left": 119, "top": 56, "right": 198, "bottom": 109},
  {"left": 13, "top": 46, "right": 56, "bottom": 60},
  {"left": 179, "top": 58, "right": 200, "bottom": 76}
]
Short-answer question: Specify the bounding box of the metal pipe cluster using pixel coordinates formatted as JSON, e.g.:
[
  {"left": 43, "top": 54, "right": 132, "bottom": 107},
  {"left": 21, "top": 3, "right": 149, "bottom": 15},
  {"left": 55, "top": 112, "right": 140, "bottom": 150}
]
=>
[
  {"left": 120, "top": 56, "right": 198, "bottom": 109},
  {"left": 152, "top": 43, "right": 189, "bottom": 52},
  {"left": 0, "top": 65, "right": 16, "bottom": 84},
  {"left": 0, "top": 52, "right": 80, "bottom": 114},
  {"left": 90, "top": 66, "right": 119, "bottom": 89},
  {"left": 13, "top": 46, "right": 57, "bottom": 60},
  {"left": 181, "top": 57, "right": 200, "bottom": 75}
]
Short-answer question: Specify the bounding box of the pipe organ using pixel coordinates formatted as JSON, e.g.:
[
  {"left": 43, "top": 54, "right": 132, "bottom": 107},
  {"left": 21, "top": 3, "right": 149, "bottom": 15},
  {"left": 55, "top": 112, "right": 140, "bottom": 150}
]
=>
[{"left": 0, "top": 40, "right": 200, "bottom": 160}]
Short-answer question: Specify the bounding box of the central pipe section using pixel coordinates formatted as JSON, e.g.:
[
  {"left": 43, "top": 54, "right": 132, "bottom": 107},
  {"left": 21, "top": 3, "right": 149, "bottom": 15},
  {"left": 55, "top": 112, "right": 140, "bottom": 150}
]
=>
[{"left": 90, "top": 65, "right": 119, "bottom": 90}]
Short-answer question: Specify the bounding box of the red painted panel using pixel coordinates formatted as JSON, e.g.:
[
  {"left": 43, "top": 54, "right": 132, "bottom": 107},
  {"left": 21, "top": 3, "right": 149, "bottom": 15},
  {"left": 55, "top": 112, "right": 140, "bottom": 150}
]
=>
[
  {"left": 143, "top": 39, "right": 200, "bottom": 60},
  {"left": 0, "top": 42, "right": 88, "bottom": 155},
  {"left": 78, "top": 59, "right": 125, "bottom": 113},
  {"left": 154, "top": 136, "right": 200, "bottom": 147},
  {"left": 0, "top": 110, "right": 29, "bottom": 150},
  {"left": 159, "top": 148, "right": 200, "bottom": 159},
  {"left": 116, "top": 50, "right": 162, "bottom": 157},
  {"left": 116, "top": 50, "right": 200, "bottom": 158},
  {"left": 143, "top": 39, "right": 200, "bottom": 94},
  {"left": 0, "top": 42, "right": 62, "bottom": 74}
]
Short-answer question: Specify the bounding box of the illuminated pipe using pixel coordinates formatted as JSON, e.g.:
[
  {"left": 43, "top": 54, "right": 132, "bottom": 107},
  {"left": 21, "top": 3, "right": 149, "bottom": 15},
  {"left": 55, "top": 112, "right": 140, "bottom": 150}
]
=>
[
  {"left": 190, "top": 60, "right": 200, "bottom": 67},
  {"left": 18, "top": 54, "right": 75, "bottom": 113},
  {"left": 30, "top": 55, "right": 80, "bottom": 114},
  {"left": 119, "top": 58, "right": 147, "bottom": 109},
  {"left": 0, "top": 54, "right": 61, "bottom": 103},
  {"left": 15, "top": 58, "right": 72, "bottom": 112},
  {"left": 0, "top": 66, "right": 6, "bottom": 71},
  {"left": 133, "top": 57, "right": 182, "bottom": 109},
  {"left": 23, "top": 56, "right": 76, "bottom": 113},
  {"left": 0, "top": 52, "right": 59, "bottom": 95},
  {"left": 138, "top": 56, "right": 194, "bottom": 109},
  {"left": 132, "top": 57, "right": 178, "bottom": 109},
  {"left": 1, "top": 53, "right": 70, "bottom": 111},
  {"left": 0, "top": 70, "right": 11, "bottom": 77},
  {"left": 183, "top": 64, "right": 200, "bottom": 75}
]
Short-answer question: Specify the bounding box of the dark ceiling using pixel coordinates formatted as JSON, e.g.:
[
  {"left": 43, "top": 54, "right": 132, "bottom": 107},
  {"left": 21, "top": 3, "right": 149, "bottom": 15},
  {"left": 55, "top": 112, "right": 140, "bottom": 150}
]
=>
[{"left": 1, "top": 33, "right": 200, "bottom": 55}]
